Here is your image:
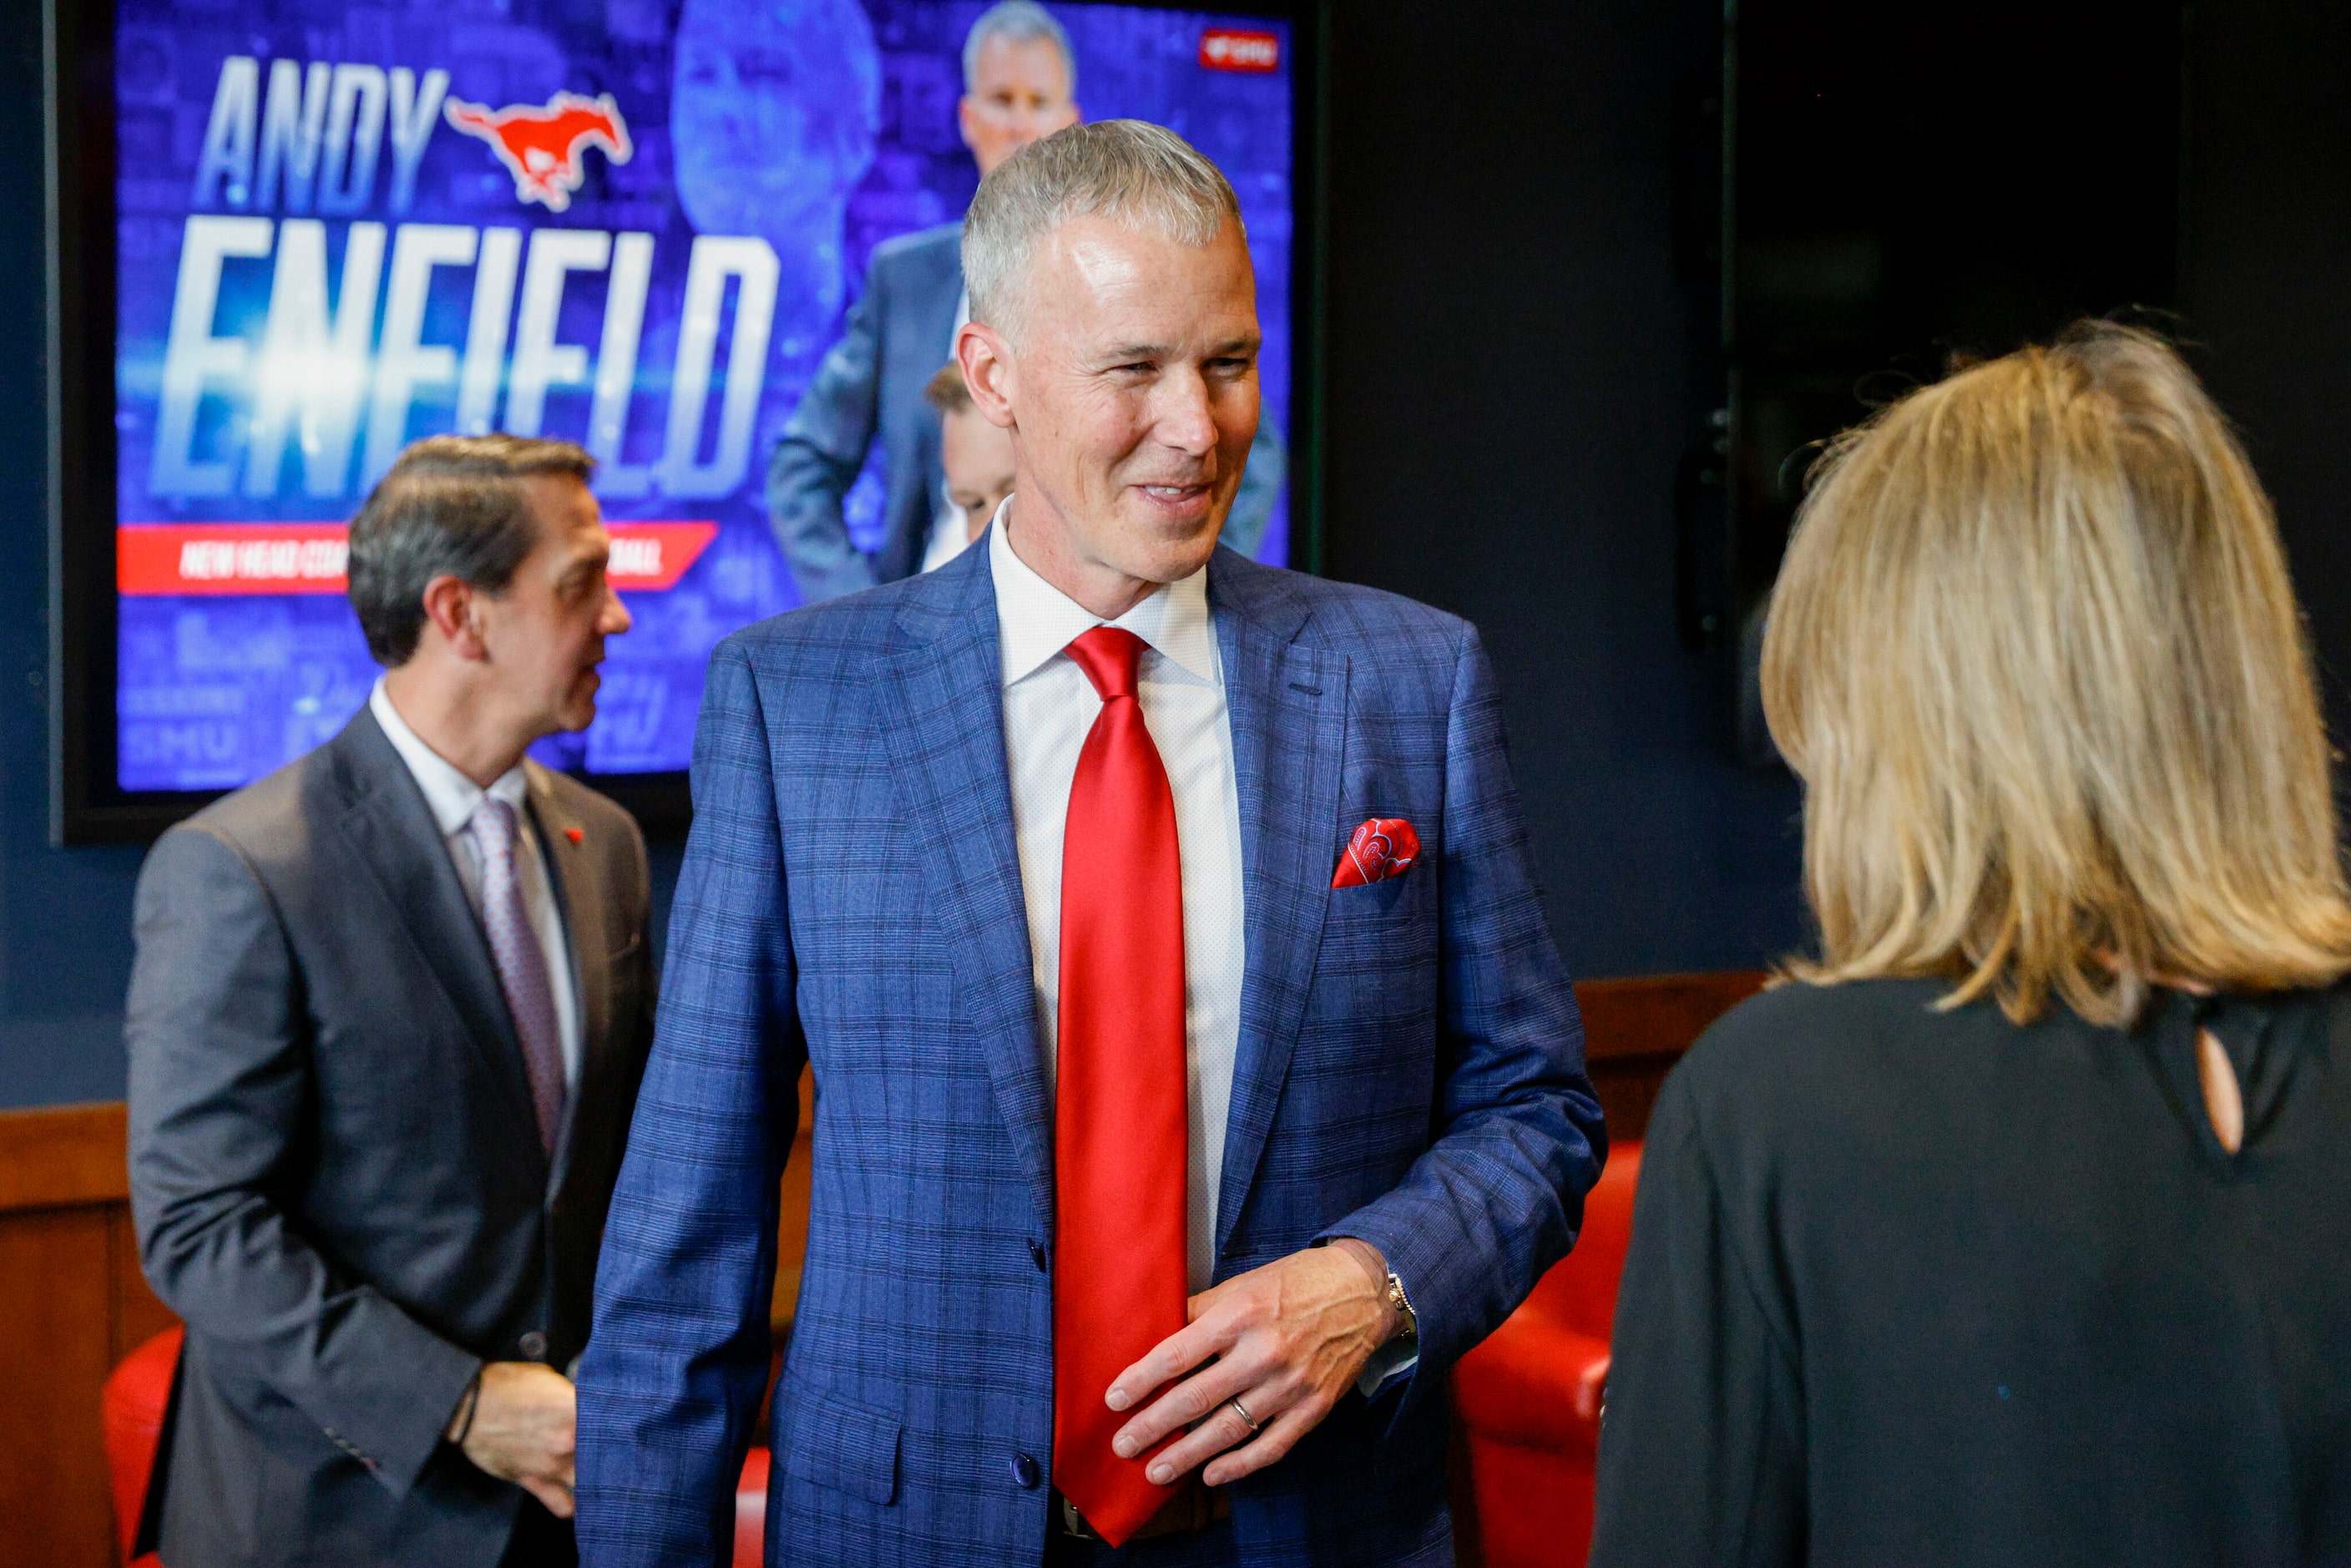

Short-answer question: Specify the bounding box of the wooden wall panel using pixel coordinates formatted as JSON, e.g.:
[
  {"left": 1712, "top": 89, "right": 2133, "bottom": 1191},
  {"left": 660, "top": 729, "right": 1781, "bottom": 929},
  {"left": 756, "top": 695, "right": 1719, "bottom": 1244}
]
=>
[
  {"left": 0, "top": 1104, "right": 175, "bottom": 1568},
  {"left": 0, "top": 1101, "right": 129, "bottom": 1210},
  {"left": 1577, "top": 970, "right": 1767, "bottom": 1142},
  {"left": 0, "top": 1206, "right": 122, "bottom": 1568}
]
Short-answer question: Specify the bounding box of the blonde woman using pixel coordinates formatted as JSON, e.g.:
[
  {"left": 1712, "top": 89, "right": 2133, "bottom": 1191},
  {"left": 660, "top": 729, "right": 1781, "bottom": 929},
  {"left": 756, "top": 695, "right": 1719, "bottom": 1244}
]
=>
[{"left": 1590, "top": 324, "right": 2351, "bottom": 1567}]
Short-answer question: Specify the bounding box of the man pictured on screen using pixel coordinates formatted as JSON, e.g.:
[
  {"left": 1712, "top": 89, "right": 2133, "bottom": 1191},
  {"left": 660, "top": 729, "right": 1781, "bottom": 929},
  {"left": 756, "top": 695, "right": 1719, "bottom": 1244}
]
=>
[
  {"left": 125, "top": 436, "right": 657, "bottom": 1568},
  {"left": 670, "top": 0, "right": 882, "bottom": 329},
  {"left": 923, "top": 360, "right": 1019, "bottom": 566},
  {"left": 577, "top": 122, "right": 1602, "bottom": 1566},
  {"left": 766, "top": 0, "right": 1286, "bottom": 605}
]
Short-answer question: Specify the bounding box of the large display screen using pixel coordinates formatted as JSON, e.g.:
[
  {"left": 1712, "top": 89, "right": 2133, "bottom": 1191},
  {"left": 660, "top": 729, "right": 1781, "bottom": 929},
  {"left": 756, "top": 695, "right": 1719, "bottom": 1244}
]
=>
[{"left": 105, "top": 0, "right": 1302, "bottom": 794}]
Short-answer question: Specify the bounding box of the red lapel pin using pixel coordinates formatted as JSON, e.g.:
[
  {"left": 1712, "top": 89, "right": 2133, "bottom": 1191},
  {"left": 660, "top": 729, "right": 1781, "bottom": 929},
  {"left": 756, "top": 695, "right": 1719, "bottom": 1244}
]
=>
[{"left": 564, "top": 827, "right": 584, "bottom": 844}]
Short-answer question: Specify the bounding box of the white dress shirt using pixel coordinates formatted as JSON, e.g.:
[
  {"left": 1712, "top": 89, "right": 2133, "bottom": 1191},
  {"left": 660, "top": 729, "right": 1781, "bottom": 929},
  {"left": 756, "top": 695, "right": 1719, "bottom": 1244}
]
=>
[
  {"left": 989, "top": 509, "right": 1246, "bottom": 1292},
  {"left": 989, "top": 513, "right": 1417, "bottom": 1392},
  {"left": 369, "top": 680, "right": 584, "bottom": 1089}
]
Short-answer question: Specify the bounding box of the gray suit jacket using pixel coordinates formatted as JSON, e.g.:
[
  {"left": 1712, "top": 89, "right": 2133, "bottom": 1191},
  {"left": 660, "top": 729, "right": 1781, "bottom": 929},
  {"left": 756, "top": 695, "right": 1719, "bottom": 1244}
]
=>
[
  {"left": 125, "top": 706, "right": 658, "bottom": 1567},
  {"left": 766, "top": 220, "right": 1287, "bottom": 605}
]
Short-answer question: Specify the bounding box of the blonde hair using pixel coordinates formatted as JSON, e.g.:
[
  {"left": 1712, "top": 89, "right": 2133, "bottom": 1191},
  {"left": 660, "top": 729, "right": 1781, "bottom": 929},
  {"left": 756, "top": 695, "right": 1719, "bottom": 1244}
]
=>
[{"left": 1761, "top": 321, "right": 2351, "bottom": 1025}]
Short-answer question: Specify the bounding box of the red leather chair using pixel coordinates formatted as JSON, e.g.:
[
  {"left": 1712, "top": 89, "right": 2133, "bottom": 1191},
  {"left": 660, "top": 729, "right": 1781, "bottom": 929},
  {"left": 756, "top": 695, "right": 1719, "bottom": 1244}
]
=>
[
  {"left": 103, "top": 1323, "right": 182, "bottom": 1568},
  {"left": 1451, "top": 1141, "right": 1642, "bottom": 1568}
]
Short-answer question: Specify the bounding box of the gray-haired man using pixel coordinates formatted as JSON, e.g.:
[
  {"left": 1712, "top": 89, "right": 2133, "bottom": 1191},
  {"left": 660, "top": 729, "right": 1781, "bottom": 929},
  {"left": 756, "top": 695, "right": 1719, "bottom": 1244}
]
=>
[
  {"left": 126, "top": 436, "right": 658, "bottom": 1568},
  {"left": 765, "top": 0, "right": 1286, "bottom": 606},
  {"left": 578, "top": 121, "right": 1598, "bottom": 1568}
]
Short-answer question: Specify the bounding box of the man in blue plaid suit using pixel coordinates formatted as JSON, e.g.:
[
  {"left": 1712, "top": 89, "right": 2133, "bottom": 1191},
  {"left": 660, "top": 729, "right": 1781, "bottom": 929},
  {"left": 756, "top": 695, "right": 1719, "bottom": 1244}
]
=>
[{"left": 576, "top": 123, "right": 1604, "bottom": 1567}]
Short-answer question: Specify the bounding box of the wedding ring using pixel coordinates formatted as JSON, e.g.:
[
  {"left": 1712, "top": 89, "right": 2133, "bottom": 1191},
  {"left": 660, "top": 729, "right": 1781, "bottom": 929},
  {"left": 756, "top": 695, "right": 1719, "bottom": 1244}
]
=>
[{"left": 1228, "top": 1395, "right": 1261, "bottom": 1434}]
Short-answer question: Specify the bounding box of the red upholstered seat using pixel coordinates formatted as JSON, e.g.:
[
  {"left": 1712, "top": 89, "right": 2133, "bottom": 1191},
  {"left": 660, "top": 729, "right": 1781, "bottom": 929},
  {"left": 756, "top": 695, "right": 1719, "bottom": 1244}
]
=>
[
  {"left": 1452, "top": 1141, "right": 1641, "bottom": 1568},
  {"left": 103, "top": 1323, "right": 184, "bottom": 1568},
  {"left": 736, "top": 1445, "right": 771, "bottom": 1566}
]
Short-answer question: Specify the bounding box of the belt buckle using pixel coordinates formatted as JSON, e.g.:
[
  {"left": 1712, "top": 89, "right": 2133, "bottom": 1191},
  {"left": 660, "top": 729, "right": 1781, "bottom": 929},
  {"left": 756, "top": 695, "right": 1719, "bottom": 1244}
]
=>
[{"left": 1058, "top": 1494, "right": 1100, "bottom": 1540}]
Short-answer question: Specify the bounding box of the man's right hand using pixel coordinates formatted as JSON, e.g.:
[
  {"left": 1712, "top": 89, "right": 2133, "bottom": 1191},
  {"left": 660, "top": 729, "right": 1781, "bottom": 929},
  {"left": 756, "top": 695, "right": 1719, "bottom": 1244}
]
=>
[{"left": 450, "top": 1362, "right": 577, "bottom": 1517}]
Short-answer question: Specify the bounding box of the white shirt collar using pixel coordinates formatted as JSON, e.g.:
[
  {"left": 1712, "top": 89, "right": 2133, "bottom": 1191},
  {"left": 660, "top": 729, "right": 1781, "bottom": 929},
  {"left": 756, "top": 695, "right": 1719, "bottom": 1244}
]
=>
[
  {"left": 985, "top": 500, "right": 1216, "bottom": 690},
  {"left": 369, "top": 677, "right": 530, "bottom": 838}
]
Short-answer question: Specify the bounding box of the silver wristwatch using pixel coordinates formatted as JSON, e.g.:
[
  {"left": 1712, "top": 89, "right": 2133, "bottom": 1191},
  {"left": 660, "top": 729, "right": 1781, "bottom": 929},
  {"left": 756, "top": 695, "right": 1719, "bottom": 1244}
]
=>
[{"left": 1385, "top": 1267, "right": 1418, "bottom": 1340}]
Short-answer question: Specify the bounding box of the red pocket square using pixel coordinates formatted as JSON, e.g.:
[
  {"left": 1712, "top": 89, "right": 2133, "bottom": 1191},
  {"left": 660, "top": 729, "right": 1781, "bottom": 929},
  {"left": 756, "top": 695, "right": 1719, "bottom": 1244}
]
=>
[{"left": 1332, "top": 817, "right": 1420, "bottom": 888}]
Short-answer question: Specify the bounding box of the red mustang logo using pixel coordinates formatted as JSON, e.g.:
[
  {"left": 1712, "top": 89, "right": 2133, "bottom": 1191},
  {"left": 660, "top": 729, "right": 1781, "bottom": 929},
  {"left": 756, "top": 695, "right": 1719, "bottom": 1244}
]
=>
[{"left": 442, "top": 92, "right": 633, "bottom": 214}]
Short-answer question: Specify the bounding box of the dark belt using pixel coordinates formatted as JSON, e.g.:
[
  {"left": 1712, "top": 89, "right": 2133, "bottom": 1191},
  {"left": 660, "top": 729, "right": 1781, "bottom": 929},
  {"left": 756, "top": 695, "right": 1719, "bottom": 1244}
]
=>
[{"left": 1057, "top": 1479, "right": 1231, "bottom": 1542}]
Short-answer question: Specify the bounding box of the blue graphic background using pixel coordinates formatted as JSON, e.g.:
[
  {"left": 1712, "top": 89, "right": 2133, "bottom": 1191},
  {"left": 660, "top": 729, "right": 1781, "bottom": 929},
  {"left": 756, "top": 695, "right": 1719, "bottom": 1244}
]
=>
[{"left": 114, "top": 0, "right": 1297, "bottom": 790}]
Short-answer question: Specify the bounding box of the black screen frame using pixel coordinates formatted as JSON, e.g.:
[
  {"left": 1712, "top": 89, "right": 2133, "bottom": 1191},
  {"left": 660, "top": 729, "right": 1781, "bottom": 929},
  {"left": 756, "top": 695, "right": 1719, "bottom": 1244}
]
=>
[{"left": 47, "top": 0, "right": 1331, "bottom": 842}]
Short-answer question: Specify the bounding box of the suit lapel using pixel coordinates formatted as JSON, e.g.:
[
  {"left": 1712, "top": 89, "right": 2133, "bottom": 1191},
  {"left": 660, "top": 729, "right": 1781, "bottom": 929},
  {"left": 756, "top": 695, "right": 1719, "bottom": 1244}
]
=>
[
  {"left": 329, "top": 709, "right": 549, "bottom": 1182},
  {"left": 872, "top": 540, "right": 1058, "bottom": 1224},
  {"left": 1210, "top": 554, "right": 1347, "bottom": 1264},
  {"left": 526, "top": 766, "right": 608, "bottom": 1190}
]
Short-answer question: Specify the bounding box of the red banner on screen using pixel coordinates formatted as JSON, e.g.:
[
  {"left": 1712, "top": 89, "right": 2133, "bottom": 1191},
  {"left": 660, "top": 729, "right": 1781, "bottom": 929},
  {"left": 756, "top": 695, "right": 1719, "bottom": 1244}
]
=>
[
  {"left": 1199, "top": 28, "right": 1280, "bottom": 72},
  {"left": 599, "top": 524, "right": 720, "bottom": 589},
  {"left": 119, "top": 521, "right": 718, "bottom": 595}
]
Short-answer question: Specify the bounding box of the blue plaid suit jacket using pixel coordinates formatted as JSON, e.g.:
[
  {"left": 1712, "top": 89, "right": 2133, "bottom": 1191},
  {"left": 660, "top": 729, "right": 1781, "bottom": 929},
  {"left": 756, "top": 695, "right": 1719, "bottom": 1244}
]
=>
[{"left": 575, "top": 536, "right": 1605, "bottom": 1567}]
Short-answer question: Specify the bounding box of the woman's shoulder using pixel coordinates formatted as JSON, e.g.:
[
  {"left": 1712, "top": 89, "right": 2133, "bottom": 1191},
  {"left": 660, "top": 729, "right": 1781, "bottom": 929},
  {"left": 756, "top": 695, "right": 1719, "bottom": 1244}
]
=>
[
  {"left": 1656, "top": 975, "right": 1986, "bottom": 1148},
  {"left": 1678, "top": 974, "right": 1958, "bottom": 1072},
  {"left": 1661, "top": 973, "right": 2351, "bottom": 1143}
]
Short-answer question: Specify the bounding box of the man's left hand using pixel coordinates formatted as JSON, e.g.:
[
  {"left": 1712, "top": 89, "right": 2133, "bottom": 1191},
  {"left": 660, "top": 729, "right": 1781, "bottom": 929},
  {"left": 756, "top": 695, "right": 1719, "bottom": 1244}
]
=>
[{"left": 1106, "top": 1239, "right": 1399, "bottom": 1488}]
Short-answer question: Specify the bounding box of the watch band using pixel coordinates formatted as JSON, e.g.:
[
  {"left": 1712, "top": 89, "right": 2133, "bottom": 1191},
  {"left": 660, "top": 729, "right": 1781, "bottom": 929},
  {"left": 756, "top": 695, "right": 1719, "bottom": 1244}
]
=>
[{"left": 1385, "top": 1267, "right": 1418, "bottom": 1339}]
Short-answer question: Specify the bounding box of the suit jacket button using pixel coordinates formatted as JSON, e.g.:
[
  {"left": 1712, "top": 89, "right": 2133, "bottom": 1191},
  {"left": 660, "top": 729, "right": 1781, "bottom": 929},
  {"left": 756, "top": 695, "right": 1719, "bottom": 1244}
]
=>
[
  {"left": 1010, "top": 1452, "right": 1041, "bottom": 1489},
  {"left": 518, "top": 1330, "right": 549, "bottom": 1359},
  {"left": 1029, "top": 1239, "right": 1048, "bottom": 1272}
]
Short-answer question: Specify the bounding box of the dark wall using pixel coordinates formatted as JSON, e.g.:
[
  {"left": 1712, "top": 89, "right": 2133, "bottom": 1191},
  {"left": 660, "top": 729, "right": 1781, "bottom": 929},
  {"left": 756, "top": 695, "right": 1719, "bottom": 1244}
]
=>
[
  {"left": 1316, "top": 0, "right": 1807, "bottom": 977},
  {"left": 0, "top": 4, "right": 151, "bottom": 1110},
  {"left": 2182, "top": 1, "right": 2351, "bottom": 735}
]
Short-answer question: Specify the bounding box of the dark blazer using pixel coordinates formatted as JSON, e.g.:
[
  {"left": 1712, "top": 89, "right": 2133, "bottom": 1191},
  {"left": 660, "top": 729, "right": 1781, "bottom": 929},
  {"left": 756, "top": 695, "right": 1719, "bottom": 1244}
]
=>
[
  {"left": 574, "top": 539, "right": 1604, "bottom": 1566},
  {"left": 765, "top": 221, "right": 1287, "bottom": 606},
  {"left": 1591, "top": 978, "right": 2351, "bottom": 1568},
  {"left": 125, "top": 706, "right": 658, "bottom": 1568}
]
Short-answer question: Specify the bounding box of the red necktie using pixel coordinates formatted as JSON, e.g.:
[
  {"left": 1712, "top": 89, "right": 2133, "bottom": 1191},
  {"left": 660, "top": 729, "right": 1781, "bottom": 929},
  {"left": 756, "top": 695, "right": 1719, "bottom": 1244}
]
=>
[{"left": 1052, "top": 626, "right": 1190, "bottom": 1546}]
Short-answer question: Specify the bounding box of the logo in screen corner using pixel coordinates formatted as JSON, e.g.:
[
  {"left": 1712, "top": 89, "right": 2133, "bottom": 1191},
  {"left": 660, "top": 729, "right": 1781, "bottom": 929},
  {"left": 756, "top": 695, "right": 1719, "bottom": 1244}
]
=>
[
  {"left": 443, "top": 91, "right": 634, "bottom": 213},
  {"left": 1199, "top": 28, "right": 1281, "bottom": 73}
]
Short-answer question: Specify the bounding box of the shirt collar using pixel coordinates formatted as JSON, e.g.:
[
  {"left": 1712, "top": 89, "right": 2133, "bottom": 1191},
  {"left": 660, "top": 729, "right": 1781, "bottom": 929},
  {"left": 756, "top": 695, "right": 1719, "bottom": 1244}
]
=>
[
  {"left": 985, "top": 500, "right": 1217, "bottom": 690},
  {"left": 369, "top": 678, "right": 530, "bottom": 839}
]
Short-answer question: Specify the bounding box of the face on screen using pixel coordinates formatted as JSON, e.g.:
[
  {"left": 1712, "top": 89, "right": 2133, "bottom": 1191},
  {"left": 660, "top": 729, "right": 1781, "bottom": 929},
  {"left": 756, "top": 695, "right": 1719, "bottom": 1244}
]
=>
[
  {"left": 979, "top": 215, "right": 1260, "bottom": 589},
  {"left": 960, "top": 34, "right": 1080, "bottom": 176},
  {"left": 670, "top": 0, "right": 880, "bottom": 315},
  {"left": 482, "top": 478, "right": 634, "bottom": 736}
]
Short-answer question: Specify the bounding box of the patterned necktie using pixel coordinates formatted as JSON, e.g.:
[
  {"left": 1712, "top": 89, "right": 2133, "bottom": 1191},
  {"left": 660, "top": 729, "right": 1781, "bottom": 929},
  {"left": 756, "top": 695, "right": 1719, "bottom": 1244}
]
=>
[
  {"left": 1051, "top": 626, "right": 1190, "bottom": 1546},
  {"left": 473, "top": 797, "right": 567, "bottom": 1156}
]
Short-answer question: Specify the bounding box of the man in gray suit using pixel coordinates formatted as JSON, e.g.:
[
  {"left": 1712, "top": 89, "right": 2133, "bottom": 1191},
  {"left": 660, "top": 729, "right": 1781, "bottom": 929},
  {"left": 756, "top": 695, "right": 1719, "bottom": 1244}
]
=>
[
  {"left": 126, "top": 435, "right": 656, "bottom": 1567},
  {"left": 766, "top": 0, "right": 1284, "bottom": 604}
]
